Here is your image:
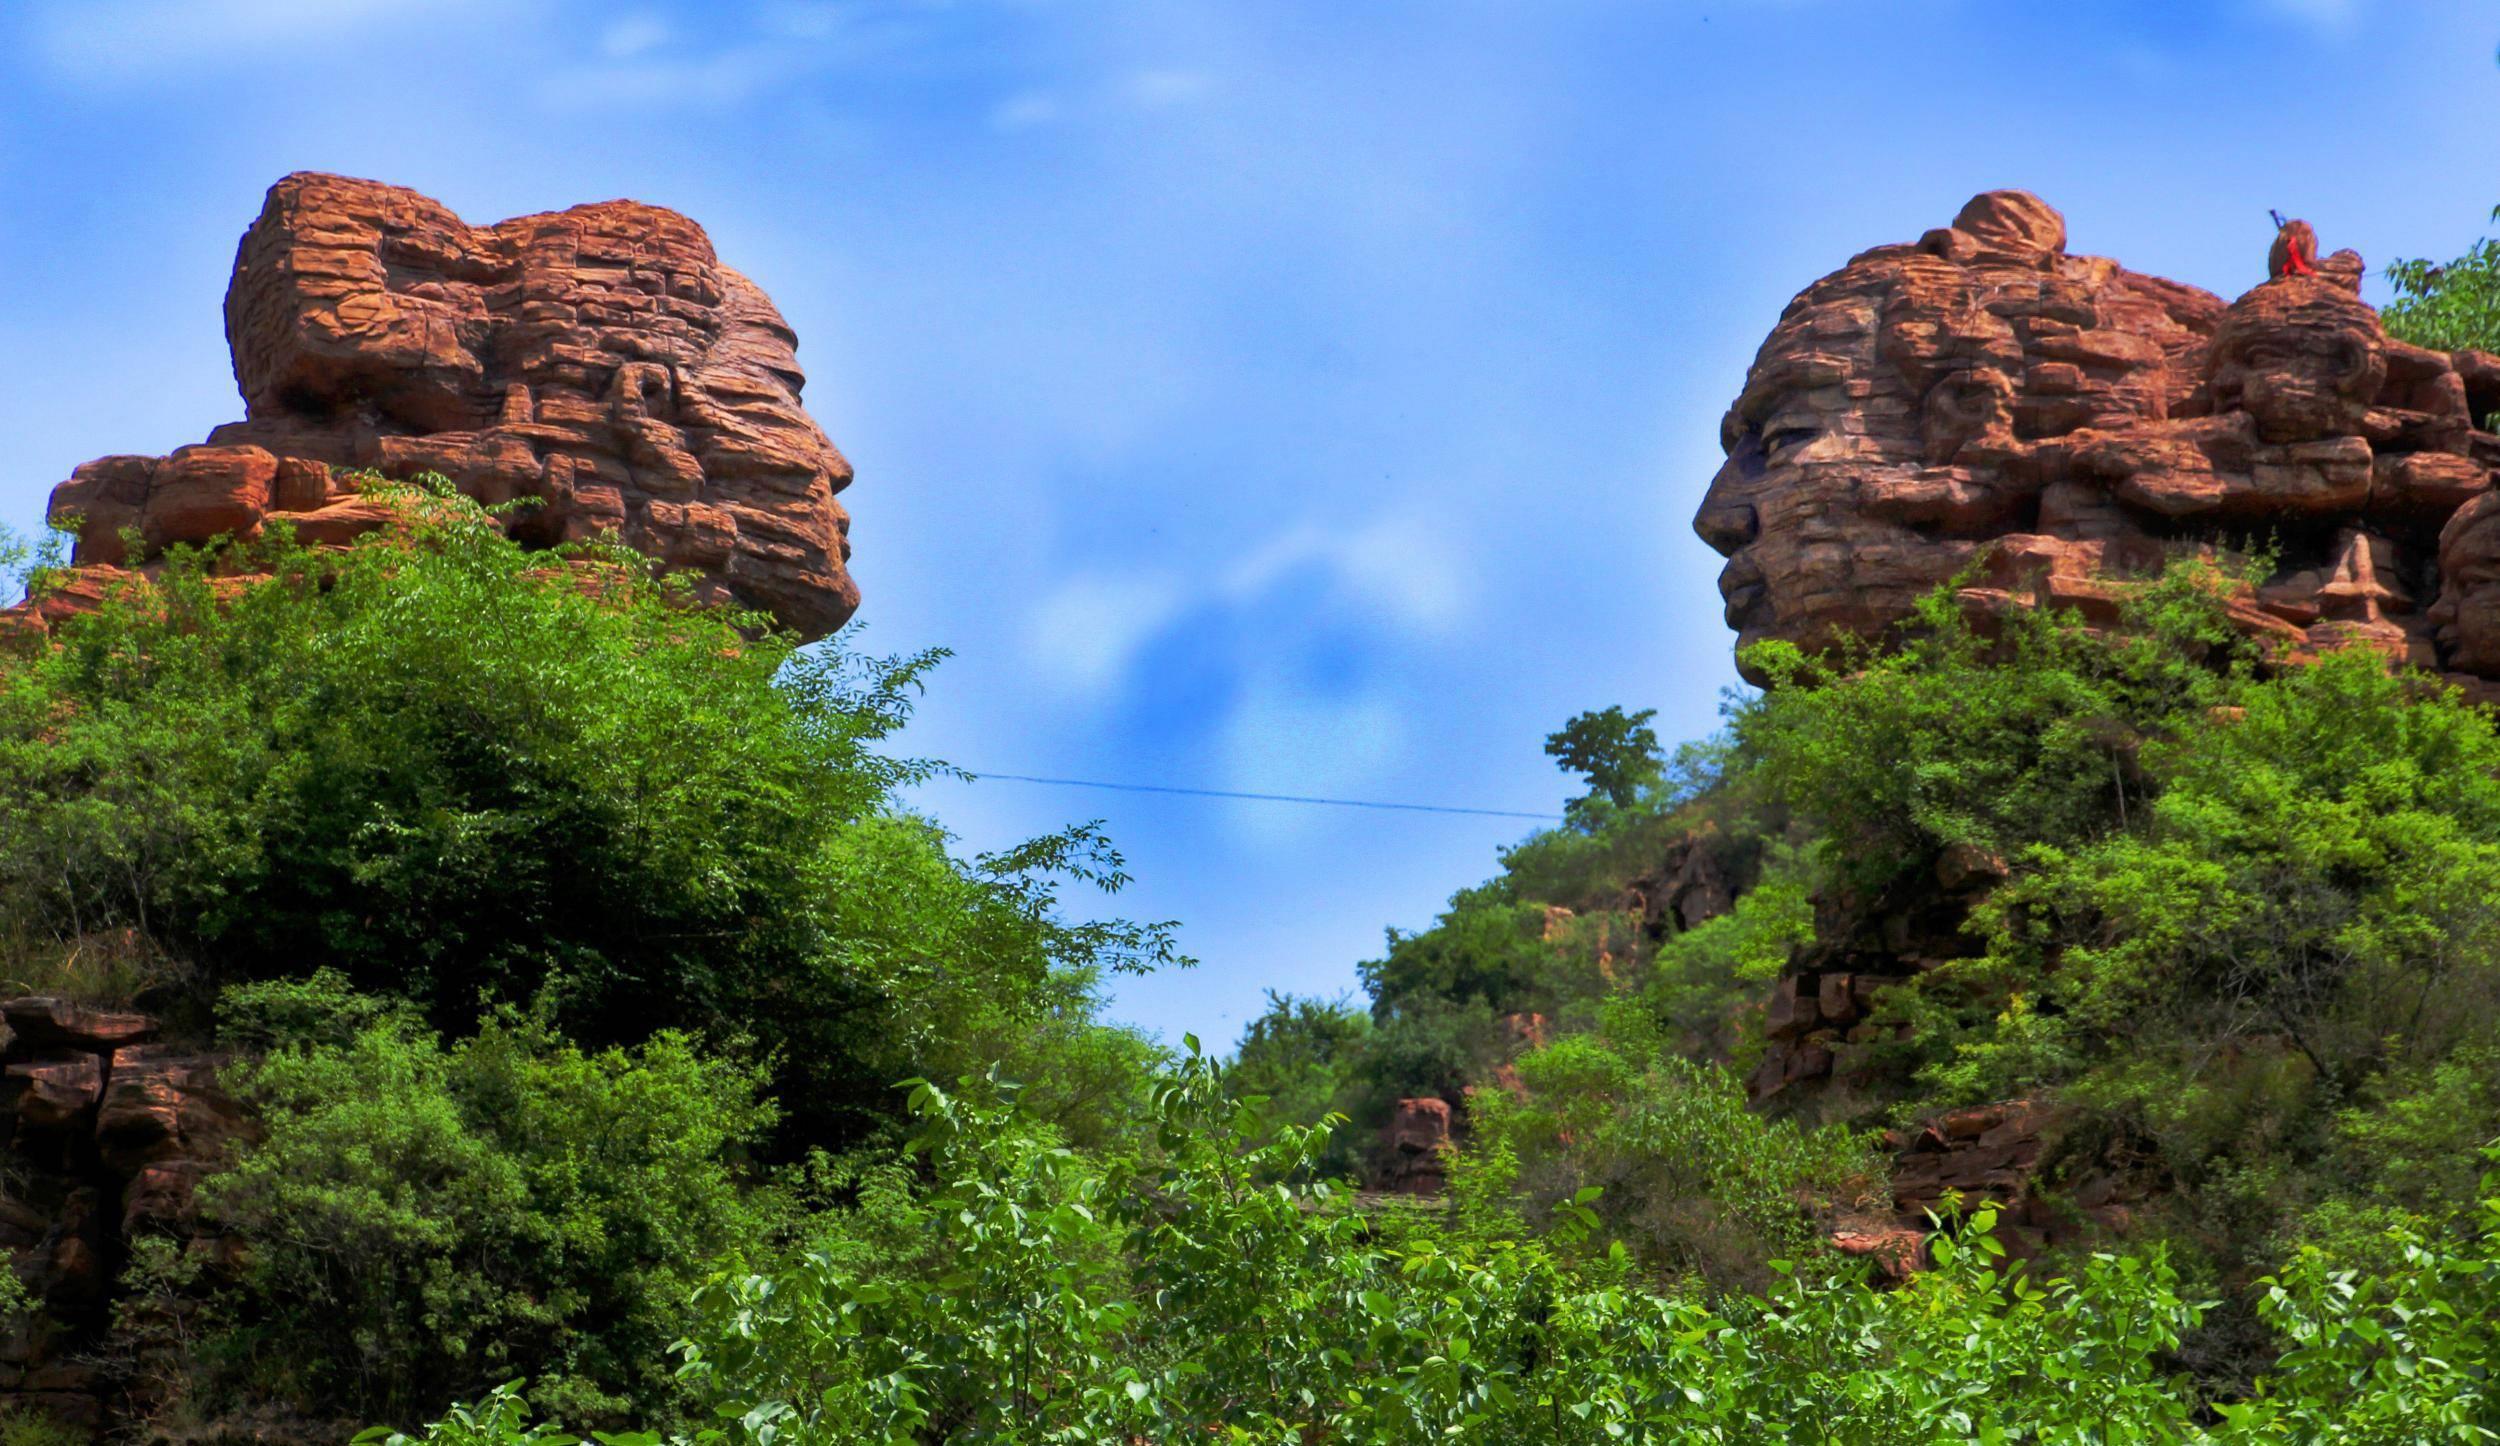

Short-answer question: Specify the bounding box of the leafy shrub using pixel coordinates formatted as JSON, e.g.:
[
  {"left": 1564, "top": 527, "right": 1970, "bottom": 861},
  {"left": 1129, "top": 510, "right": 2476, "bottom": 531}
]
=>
[
  {"left": 1225, "top": 990, "right": 1375, "bottom": 1179},
  {"left": 1545, "top": 704, "right": 1663, "bottom": 818},
  {"left": 375, "top": 1070, "right": 2500, "bottom": 1444},
  {"left": 0, "top": 484, "right": 1175, "bottom": 1150},
  {"left": 198, "top": 976, "right": 783, "bottom": 1425},
  {"left": 2384, "top": 204, "right": 2500, "bottom": 358},
  {"left": 1465, "top": 1005, "right": 1886, "bottom": 1287}
]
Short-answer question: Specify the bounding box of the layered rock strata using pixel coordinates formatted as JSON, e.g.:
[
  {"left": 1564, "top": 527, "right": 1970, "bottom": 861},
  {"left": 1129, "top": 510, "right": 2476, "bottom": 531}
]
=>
[
  {"left": 37, "top": 172, "right": 858, "bottom": 640},
  {"left": 1695, "top": 190, "right": 2500, "bottom": 693},
  {"left": 0, "top": 997, "right": 245, "bottom": 1431}
]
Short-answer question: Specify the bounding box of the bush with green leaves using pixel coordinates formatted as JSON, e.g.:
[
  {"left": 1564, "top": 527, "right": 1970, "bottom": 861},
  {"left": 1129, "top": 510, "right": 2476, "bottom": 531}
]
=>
[
  {"left": 0, "top": 483, "right": 1174, "bottom": 1149},
  {"left": 1462, "top": 1003, "right": 1887, "bottom": 1288},
  {"left": 370, "top": 1066, "right": 2500, "bottom": 1445},
  {"left": 195, "top": 974, "right": 784, "bottom": 1425},
  {"left": 2384, "top": 204, "right": 2500, "bottom": 360}
]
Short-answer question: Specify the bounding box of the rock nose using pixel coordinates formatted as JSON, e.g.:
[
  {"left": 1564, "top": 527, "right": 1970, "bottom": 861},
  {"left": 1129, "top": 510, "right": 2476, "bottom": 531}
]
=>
[{"left": 1694, "top": 499, "right": 1760, "bottom": 556}]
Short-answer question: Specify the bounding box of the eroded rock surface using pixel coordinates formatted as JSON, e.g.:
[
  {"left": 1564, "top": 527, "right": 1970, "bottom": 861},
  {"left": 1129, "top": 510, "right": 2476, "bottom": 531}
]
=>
[
  {"left": 42, "top": 172, "right": 858, "bottom": 639},
  {"left": 0, "top": 1000, "right": 245, "bottom": 1431},
  {"left": 1379, "top": 1097, "right": 1455, "bottom": 1196},
  {"left": 1696, "top": 190, "right": 2500, "bottom": 692}
]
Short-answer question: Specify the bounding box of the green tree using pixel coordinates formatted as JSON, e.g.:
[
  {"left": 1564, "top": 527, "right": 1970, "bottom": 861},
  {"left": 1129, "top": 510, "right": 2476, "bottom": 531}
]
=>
[
  {"left": 200, "top": 974, "right": 782, "bottom": 1425},
  {"left": 2384, "top": 204, "right": 2500, "bottom": 358},
  {"left": 1545, "top": 705, "right": 1663, "bottom": 819},
  {"left": 0, "top": 482, "right": 1177, "bottom": 1150}
]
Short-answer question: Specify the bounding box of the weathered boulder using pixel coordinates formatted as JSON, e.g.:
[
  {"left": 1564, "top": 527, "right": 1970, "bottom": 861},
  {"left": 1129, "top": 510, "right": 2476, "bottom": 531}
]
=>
[
  {"left": 1696, "top": 191, "right": 2500, "bottom": 693},
  {"left": 1, "top": 999, "right": 156, "bottom": 1054},
  {"left": 2, "top": 1057, "right": 102, "bottom": 1142},
  {"left": 96, "top": 1047, "right": 240, "bottom": 1181},
  {"left": 1380, "top": 1096, "right": 1455, "bottom": 1196},
  {"left": 40, "top": 172, "right": 859, "bottom": 640}
]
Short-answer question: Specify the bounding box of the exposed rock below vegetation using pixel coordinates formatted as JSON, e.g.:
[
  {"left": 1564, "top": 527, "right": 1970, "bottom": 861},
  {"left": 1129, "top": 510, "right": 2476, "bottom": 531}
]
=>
[
  {"left": 1695, "top": 189, "right": 2500, "bottom": 695},
  {"left": 35, "top": 172, "right": 858, "bottom": 640},
  {"left": 0, "top": 999, "right": 245, "bottom": 1432},
  {"left": 1379, "top": 1096, "right": 1455, "bottom": 1196}
]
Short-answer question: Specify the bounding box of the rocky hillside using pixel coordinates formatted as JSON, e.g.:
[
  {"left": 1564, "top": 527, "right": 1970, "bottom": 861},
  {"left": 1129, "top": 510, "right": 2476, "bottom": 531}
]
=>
[{"left": 1236, "top": 196, "right": 2500, "bottom": 1333}]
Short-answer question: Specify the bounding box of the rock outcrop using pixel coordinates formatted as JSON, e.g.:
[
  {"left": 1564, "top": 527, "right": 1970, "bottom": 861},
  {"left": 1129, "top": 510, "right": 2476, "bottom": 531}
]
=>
[
  {"left": 1695, "top": 190, "right": 2500, "bottom": 693},
  {"left": 0, "top": 998, "right": 245, "bottom": 1431},
  {"left": 1378, "top": 1097, "right": 1455, "bottom": 1196},
  {"left": 37, "top": 173, "right": 858, "bottom": 640}
]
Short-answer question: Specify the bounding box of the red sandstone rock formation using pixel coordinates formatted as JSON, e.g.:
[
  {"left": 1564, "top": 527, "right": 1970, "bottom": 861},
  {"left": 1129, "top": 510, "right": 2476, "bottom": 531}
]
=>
[
  {"left": 39, "top": 173, "right": 858, "bottom": 640},
  {"left": 0, "top": 998, "right": 246, "bottom": 1429},
  {"left": 1379, "top": 1096, "right": 1455, "bottom": 1196},
  {"left": 1695, "top": 190, "right": 2500, "bottom": 694}
]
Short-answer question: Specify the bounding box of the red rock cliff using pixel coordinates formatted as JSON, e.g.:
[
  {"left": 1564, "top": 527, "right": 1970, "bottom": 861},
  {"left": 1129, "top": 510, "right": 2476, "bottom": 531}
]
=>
[
  {"left": 43, "top": 172, "right": 859, "bottom": 639},
  {"left": 1695, "top": 190, "right": 2500, "bottom": 692}
]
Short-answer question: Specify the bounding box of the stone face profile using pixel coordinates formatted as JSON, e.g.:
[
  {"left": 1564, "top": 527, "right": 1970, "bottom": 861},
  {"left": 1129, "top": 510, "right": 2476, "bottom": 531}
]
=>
[
  {"left": 1695, "top": 190, "right": 2500, "bottom": 693},
  {"left": 43, "top": 172, "right": 859, "bottom": 639}
]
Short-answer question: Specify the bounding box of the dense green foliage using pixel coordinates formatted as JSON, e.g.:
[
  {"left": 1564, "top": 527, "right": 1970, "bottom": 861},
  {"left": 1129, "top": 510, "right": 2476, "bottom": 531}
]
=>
[
  {"left": 11, "top": 472, "right": 2500, "bottom": 1438},
  {"left": 198, "top": 974, "right": 781, "bottom": 1424},
  {"left": 1239, "top": 562, "right": 2500, "bottom": 1387},
  {"left": 1544, "top": 704, "right": 1662, "bottom": 819},
  {"left": 0, "top": 484, "right": 1172, "bottom": 1148},
  {"left": 2385, "top": 203, "right": 2500, "bottom": 357},
  {"left": 0, "top": 490, "right": 1172, "bottom": 1429},
  {"left": 372, "top": 1061, "right": 2500, "bottom": 1444},
  {"left": 1461, "top": 1003, "right": 1885, "bottom": 1287}
]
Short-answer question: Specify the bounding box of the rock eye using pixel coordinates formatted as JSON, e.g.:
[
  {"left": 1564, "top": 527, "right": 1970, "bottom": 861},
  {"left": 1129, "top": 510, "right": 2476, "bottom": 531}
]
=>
[{"left": 1763, "top": 426, "right": 1816, "bottom": 460}]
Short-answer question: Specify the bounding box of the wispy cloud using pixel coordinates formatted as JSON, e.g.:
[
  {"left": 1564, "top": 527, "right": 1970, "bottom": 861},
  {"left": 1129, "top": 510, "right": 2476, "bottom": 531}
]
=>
[
  {"left": 27, "top": 0, "right": 498, "bottom": 78},
  {"left": 985, "top": 64, "right": 1217, "bottom": 132},
  {"left": 537, "top": 43, "right": 807, "bottom": 110},
  {"left": 1213, "top": 685, "right": 1407, "bottom": 845},
  {"left": 1124, "top": 68, "right": 1214, "bottom": 109},
  {"left": 1021, "top": 511, "right": 1466, "bottom": 705},
  {"left": 991, "top": 90, "right": 1063, "bottom": 132},
  {"left": 1025, "top": 575, "right": 1188, "bottom": 693},
  {"left": 2248, "top": 0, "right": 2360, "bottom": 29},
  {"left": 598, "top": 11, "right": 671, "bottom": 59}
]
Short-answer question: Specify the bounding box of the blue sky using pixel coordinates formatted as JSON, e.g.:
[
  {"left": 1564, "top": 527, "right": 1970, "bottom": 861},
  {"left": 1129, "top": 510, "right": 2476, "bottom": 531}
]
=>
[{"left": 4, "top": 0, "right": 2496, "bottom": 1049}]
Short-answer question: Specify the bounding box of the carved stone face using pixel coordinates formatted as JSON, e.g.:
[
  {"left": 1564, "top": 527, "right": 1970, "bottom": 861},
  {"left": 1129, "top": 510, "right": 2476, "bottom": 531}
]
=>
[
  {"left": 1695, "top": 191, "right": 2500, "bottom": 689},
  {"left": 2208, "top": 286, "right": 2384, "bottom": 446},
  {"left": 50, "top": 172, "right": 861, "bottom": 641},
  {"left": 2433, "top": 494, "right": 2500, "bottom": 676},
  {"left": 1694, "top": 191, "right": 2201, "bottom": 680}
]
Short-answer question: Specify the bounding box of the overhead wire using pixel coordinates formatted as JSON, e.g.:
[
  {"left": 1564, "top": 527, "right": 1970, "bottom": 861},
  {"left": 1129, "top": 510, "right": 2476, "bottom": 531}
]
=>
[{"left": 957, "top": 771, "right": 1565, "bottom": 822}]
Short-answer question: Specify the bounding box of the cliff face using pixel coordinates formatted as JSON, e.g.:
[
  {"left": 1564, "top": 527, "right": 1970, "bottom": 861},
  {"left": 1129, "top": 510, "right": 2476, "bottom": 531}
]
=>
[
  {"left": 39, "top": 173, "right": 859, "bottom": 640},
  {"left": 1675, "top": 193, "right": 2500, "bottom": 1266},
  {"left": 1694, "top": 190, "right": 2500, "bottom": 693},
  {"left": 0, "top": 996, "right": 243, "bottom": 1432}
]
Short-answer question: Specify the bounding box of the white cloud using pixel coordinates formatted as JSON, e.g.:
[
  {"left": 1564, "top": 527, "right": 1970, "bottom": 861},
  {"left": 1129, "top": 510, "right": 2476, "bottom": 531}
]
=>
[
  {"left": 598, "top": 12, "right": 671, "bottom": 59},
  {"left": 1025, "top": 574, "right": 1187, "bottom": 693},
  {"left": 1212, "top": 685, "right": 1406, "bottom": 845},
  {"left": 1225, "top": 515, "right": 1466, "bottom": 636},
  {"left": 1019, "top": 510, "right": 1469, "bottom": 704},
  {"left": 30, "top": 0, "right": 495, "bottom": 77},
  {"left": 991, "top": 90, "right": 1063, "bottom": 132},
  {"left": 1124, "top": 68, "right": 1213, "bottom": 109}
]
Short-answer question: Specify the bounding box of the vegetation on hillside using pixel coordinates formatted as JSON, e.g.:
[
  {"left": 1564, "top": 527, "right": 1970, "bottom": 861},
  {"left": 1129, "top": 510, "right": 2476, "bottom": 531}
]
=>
[
  {"left": 0, "top": 485, "right": 1175, "bottom": 1428},
  {"left": 2385, "top": 203, "right": 2500, "bottom": 356},
  {"left": 364, "top": 1060, "right": 2500, "bottom": 1445},
  {"left": 6, "top": 468, "right": 2500, "bottom": 1437},
  {"left": 1238, "top": 565, "right": 2500, "bottom": 1392}
]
